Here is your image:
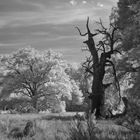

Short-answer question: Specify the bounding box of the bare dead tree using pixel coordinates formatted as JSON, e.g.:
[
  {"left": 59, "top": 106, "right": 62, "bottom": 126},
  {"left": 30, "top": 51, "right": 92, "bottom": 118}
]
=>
[{"left": 76, "top": 17, "right": 123, "bottom": 118}]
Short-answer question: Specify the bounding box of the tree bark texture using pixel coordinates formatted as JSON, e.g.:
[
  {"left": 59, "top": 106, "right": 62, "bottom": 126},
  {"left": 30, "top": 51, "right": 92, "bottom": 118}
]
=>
[{"left": 32, "top": 96, "right": 38, "bottom": 110}]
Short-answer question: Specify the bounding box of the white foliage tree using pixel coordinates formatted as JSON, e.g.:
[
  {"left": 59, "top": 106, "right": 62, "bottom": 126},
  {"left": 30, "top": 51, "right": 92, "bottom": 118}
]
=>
[{"left": 0, "top": 47, "right": 83, "bottom": 112}]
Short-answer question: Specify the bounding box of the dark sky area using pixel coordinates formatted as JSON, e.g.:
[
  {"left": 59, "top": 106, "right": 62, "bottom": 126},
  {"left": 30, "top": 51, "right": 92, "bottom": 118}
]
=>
[{"left": 0, "top": 0, "right": 118, "bottom": 63}]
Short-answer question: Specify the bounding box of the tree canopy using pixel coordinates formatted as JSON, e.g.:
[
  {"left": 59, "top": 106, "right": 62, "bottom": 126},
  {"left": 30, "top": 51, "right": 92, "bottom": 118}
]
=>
[{"left": 0, "top": 48, "right": 83, "bottom": 112}]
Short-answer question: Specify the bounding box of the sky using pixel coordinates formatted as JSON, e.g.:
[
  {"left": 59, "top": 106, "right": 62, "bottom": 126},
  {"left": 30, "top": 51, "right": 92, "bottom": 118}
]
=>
[{"left": 0, "top": 0, "right": 118, "bottom": 63}]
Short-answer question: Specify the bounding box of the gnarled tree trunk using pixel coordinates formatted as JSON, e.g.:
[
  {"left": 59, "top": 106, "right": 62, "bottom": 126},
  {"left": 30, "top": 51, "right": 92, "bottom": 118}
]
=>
[
  {"left": 91, "top": 68, "right": 105, "bottom": 117},
  {"left": 76, "top": 17, "right": 121, "bottom": 118}
]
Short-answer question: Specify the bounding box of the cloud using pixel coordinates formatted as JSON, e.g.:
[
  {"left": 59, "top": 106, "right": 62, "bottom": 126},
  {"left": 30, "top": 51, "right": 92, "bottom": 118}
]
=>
[
  {"left": 82, "top": 1, "right": 87, "bottom": 4},
  {"left": 45, "top": 35, "right": 83, "bottom": 42},
  {"left": 69, "top": 0, "right": 77, "bottom": 6},
  {"left": 0, "top": 43, "right": 25, "bottom": 47},
  {"left": 0, "top": 43, "right": 27, "bottom": 54},
  {"left": 0, "top": 0, "right": 116, "bottom": 29},
  {"left": 97, "top": 2, "right": 104, "bottom": 7},
  {"left": 0, "top": 0, "right": 41, "bottom": 12},
  {"left": 0, "top": 20, "right": 9, "bottom": 28},
  {"left": 0, "top": 6, "right": 99, "bottom": 28}
]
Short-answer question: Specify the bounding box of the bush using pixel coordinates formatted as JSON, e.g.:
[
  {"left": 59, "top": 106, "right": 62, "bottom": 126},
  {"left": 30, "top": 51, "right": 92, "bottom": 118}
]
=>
[
  {"left": 0, "top": 98, "right": 31, "bottom": 110},
  {"left": 66, "top": 103, "right": 87, "bottom": 112},
  {"left": 16, "top": 103, "right": 37, "bottom": 113}
]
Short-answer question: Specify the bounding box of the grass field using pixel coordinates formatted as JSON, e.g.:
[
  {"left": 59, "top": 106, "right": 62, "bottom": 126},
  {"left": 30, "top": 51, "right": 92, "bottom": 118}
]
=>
[{"left": 0, "top": 112, "right": 140, "bottom": 140}]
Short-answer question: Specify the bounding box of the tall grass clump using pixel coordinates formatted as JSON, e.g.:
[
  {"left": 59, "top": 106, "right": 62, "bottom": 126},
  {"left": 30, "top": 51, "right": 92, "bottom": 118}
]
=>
[
  {"left": 68, "top": 113, "right": 99, "bottom": 140},
  {"left": 0, "top": 118, "right": 12, "bottom": 135},
  {"left": 67, "top": 112, "right": 140, "bottom": 140}
]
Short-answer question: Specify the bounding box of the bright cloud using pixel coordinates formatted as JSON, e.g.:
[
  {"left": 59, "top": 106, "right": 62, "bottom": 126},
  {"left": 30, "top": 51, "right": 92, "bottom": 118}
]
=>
[
  {"left": 69, "top": 0, "right": 77, "bottom": 6},
  {"left": 82, "top": 1, "right": 87, "bottom": 4},
  {"left": 97, "top": 2, "right": 104, "bottom": 7}
]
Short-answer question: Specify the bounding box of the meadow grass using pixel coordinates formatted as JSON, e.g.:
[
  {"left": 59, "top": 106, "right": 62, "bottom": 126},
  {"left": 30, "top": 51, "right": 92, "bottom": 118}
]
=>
[{"left": 0, "top": 113, "right": 139, "bottom": 140}]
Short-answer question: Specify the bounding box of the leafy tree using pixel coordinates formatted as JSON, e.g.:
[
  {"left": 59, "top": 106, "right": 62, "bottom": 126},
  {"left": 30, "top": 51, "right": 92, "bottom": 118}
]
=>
[
  {"left": 0, "top": 48, "right": 58, "bottom": 109},
  {"left": 0, "top": 48, "right": 83, "bottom": 112},
  {"left": 65, "top": 64, "right": 86, "bottom": 111},
  {"left": 115, "top": 0, "right": 140, "bottom": 94},
  {"left": 44, "top": 63, "right": 83, "bottom": 112},
  {"left": 109, "top": 0, "right": 140, "bottom": 121},
  {"left": 116, "top": 0, "right": 140, "bottom": 52}
]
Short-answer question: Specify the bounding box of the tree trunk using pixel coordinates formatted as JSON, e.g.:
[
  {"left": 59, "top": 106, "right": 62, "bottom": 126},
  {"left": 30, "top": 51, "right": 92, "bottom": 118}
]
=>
[
  {"left": 90, "top": 88, "right": 104, "bottom": 117},
  {"left": 32, "top": 96, "right": 38, "bottom": 110},
  {"left": 90, "top": 65, "right": 105, "bottom": 118}
]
